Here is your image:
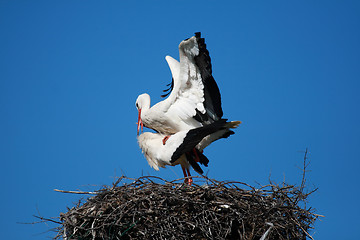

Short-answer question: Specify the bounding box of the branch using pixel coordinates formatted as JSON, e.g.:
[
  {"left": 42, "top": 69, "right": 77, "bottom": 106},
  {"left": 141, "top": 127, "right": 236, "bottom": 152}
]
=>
[{"left": 54, "top": 189, "right": 98, "bottom": 194}]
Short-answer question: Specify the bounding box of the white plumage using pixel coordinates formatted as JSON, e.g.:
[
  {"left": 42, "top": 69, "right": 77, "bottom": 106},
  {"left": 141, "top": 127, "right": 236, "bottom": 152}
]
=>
[
  {"left": 136, "top": 33, "right": 223, "bottom": 135},
  {"left": 135, "top": 32, "right": 240, "bottom": 184},
  {"left": 138, "top": 131, "right": 189, "bottom": 171}
]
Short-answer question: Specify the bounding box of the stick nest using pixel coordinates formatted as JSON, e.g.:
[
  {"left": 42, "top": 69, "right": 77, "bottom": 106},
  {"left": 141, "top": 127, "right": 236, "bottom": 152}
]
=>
[{"left": 55, "top": 175, "right": 320, "bottom": 240}]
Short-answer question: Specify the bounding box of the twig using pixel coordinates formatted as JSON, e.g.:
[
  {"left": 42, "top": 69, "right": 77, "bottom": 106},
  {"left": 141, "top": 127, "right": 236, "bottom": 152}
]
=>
[{"left": 54, "top": 189, "right": 98, "bottom": 194}]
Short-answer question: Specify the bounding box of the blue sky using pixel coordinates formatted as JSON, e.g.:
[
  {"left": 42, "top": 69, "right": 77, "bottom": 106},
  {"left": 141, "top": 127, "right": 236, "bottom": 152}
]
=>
[{"left": 1, "top": 1, "right": 359, "bottom": 239}]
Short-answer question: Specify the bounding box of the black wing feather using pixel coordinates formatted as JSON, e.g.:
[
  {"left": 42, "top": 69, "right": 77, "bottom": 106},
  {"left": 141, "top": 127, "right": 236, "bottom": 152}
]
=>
[
  {"left": 185, "top": 152, "right": 203, "bottom": 174},
  {"left": 184, "top": 149, "right": 210, "bottom": 175},
  {"left": 197, "top": 149, "right": 209, "bottom": 166},
  {"left": 161, "top": 78, "right": 174, "bottom": 98},
  {"left": 170, "top": 119, "right": 228, "bottom": 163},
  {"left": 194, "top": 32, "right": 223, "bottom": 122}
]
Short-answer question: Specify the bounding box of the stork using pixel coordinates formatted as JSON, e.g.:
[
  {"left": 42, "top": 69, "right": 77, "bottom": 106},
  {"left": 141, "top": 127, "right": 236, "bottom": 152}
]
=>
[
  {"left": 136, "top": 32, "right": 223, "bottom": 138},
  {"left": 138, "top": 120, "right": 241, "bottom": 185}
]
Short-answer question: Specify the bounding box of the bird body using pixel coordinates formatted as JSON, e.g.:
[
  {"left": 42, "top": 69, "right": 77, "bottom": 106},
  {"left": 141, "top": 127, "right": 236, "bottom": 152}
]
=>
[
  {"left": 136, "top": 33, "right": 223, "bottom": 135},
  {"left": 135, "top": 32, "right": 240, "bottom": 184}
]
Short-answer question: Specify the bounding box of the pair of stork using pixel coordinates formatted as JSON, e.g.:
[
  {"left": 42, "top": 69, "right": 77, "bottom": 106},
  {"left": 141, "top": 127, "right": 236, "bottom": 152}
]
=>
[{"left": 136, "top": 33, "right": 241, "bottom": 185}]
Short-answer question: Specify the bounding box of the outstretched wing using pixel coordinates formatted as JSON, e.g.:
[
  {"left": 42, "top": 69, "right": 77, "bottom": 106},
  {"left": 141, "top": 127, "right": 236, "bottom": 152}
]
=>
[{"left": 160, "top": 32, "right": 223, "bottom": 129}]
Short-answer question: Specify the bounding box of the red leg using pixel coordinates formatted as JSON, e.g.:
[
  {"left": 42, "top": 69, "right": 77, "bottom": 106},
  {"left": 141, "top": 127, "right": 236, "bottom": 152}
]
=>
[
  {"left": 181, "top": 166, "right": 188, "bottom": 184},
  {"left": 181, "top": 166, "right": 192, "bottom": 185}
]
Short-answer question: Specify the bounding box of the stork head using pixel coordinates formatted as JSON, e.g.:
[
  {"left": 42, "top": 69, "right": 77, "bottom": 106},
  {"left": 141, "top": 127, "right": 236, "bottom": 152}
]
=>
[{"left": 135, "top": 93, "right": 150, "bottom": 135}]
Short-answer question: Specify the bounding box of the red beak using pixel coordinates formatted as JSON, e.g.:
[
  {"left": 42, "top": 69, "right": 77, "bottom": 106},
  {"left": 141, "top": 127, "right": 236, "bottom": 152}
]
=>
[{"left": 137, "top": 109, "right": 143, "bottom": 135}]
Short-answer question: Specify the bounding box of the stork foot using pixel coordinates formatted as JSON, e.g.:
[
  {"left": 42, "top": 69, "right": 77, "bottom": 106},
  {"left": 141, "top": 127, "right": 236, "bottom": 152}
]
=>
[{"left": 184, "top": 177, "right": 193, "bottom": 186}]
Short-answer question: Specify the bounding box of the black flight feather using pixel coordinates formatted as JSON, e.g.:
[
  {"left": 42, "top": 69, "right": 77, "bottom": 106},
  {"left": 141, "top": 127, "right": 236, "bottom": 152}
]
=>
[
  {"left": 193, "top": 109, "right": 209, "bottom": 123},
  {"left": 197, "top": 149, "right": 209, "bottom": 166},
  {"left": 184, "top": 149, "right": 210, "bottom": 175},
  {"left": 185, "top": 152, "right": 203, "bottom": 174},
  {"left": 194, "top": 32, "right": 223, "bottom": 122}
]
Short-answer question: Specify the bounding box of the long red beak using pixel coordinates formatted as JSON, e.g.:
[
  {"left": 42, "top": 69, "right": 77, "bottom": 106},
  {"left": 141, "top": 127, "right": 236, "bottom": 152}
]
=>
[{"left": 137, "top": 109, "right": 143, "bottom": 135}]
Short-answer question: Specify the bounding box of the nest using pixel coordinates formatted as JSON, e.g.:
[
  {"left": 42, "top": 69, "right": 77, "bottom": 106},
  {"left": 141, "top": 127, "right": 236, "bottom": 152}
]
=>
[
  {"left": 52, "top": 173, "right": 320, "bottom": 240},
  {"left": 39, "top": 150, "right": 321, "bottom": 239}
]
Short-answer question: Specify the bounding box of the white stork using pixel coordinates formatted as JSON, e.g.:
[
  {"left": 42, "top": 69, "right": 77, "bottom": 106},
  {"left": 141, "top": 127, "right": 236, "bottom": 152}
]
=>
[
  {"left": 136, "top": 32, "right": 224, "bottom": 138},
  {"left": 138, "top": 120, "right": 241, "bottom": 184}
]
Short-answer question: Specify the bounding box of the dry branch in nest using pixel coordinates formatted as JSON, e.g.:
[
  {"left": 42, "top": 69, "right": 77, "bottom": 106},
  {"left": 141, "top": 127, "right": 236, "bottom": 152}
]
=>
[
  {"left": 53, "top": 175, "right": 320, "bottom": 239},
  {"left": 44, "top": 150, "right": 321, "bottom": 239}
]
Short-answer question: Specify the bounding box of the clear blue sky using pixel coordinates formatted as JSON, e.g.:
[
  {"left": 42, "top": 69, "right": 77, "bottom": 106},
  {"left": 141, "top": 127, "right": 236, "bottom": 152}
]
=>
[{"left": 1, "top": 1, "right": 359, "bottom": 239}]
